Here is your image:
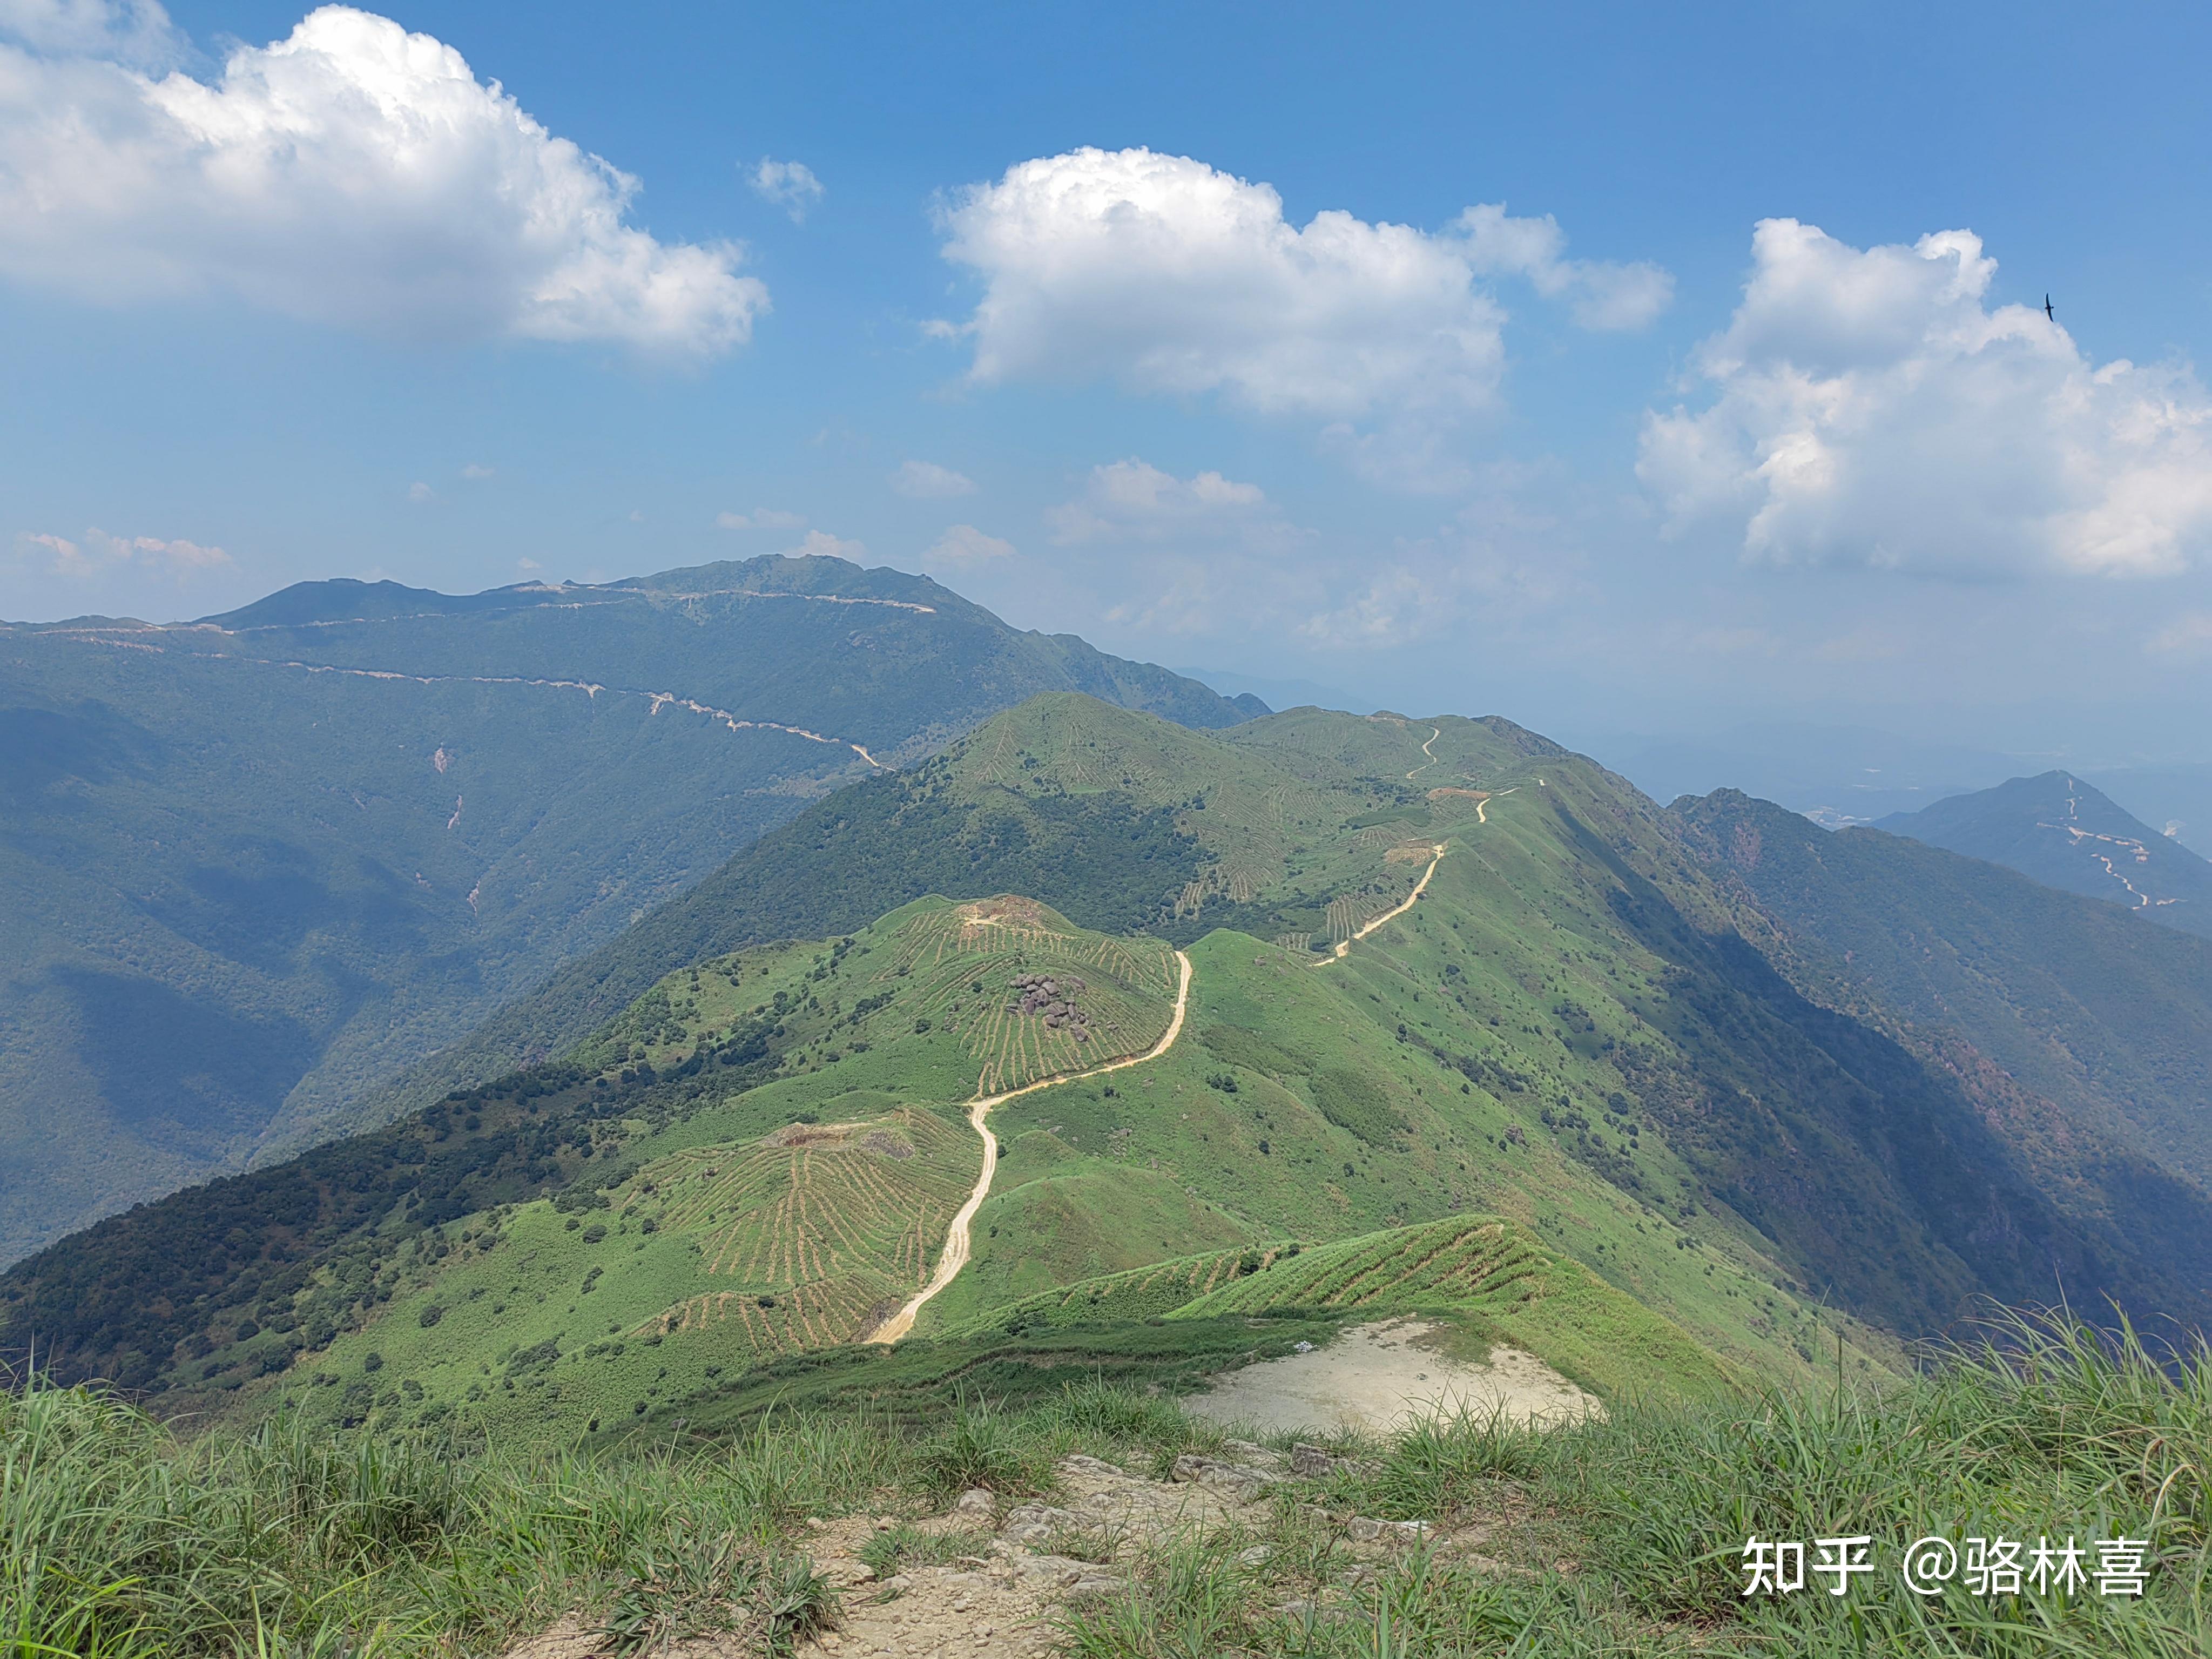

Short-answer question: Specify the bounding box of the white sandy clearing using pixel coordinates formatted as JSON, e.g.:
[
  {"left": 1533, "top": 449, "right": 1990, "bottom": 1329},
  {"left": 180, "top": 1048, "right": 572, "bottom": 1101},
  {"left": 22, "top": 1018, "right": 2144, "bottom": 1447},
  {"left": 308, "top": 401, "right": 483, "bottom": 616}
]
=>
[{"left": 1185, "top": 1317, "right": 1601, "bottom": 1435}]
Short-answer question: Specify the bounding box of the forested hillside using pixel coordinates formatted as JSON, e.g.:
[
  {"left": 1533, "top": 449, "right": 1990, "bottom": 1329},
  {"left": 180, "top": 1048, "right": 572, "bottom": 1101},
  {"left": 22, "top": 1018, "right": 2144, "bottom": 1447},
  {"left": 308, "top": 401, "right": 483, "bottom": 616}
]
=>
[{"left": 0, "top": 558, "right": 1249, "bottom": 1262}]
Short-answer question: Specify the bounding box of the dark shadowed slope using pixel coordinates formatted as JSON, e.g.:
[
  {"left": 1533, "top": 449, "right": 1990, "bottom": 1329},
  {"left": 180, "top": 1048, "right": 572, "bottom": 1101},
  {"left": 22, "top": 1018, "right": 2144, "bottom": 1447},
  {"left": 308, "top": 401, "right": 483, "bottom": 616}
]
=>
[{"left": 1678, "top": 786, "right": 2212, "bottom": 1204}]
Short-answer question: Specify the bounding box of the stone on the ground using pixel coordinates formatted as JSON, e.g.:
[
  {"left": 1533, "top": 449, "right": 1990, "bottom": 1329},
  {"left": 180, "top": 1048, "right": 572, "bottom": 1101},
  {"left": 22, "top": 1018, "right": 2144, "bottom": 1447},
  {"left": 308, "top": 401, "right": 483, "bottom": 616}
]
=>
[
  {"left": 1058, "top": 1453, "right": 1125, "bottom": 1478},
  {"left": 1170, "top": 1452, "right": 1275, "bottom": 1501},
  {"left": 998, "top": 1501, "right": 1083, "bottom": 1546}
]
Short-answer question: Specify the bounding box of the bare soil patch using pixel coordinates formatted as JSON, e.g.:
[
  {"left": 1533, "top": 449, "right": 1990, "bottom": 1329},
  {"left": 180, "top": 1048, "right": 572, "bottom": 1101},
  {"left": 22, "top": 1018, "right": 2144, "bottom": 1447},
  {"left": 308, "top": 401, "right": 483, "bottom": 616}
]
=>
[{"left": 1183, "top": 1317, "right": 1601, "bottom": 1435}]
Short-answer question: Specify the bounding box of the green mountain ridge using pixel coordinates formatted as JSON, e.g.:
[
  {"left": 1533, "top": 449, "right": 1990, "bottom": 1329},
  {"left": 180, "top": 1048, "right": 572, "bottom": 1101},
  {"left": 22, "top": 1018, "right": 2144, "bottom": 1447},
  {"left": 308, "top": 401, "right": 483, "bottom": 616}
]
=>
[
  {"left": 12, "top": 693, "right": 2212, "bottom": 1437},
  {"left": 0, "top": 558, "right": 1248, "bottom": 1263}
]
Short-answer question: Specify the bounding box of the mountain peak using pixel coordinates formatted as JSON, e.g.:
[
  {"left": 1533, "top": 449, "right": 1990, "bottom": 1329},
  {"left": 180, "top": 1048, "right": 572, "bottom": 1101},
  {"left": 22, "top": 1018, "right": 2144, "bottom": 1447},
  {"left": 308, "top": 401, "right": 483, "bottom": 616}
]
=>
[{"left": 1877, "top": 771, "right": 2212, "bottom": 938}]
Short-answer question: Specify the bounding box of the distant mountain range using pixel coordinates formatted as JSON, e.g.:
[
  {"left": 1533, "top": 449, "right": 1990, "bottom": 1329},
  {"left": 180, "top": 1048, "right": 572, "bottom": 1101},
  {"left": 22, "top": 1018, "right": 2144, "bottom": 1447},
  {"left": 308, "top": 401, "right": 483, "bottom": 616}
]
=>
[
  {"left": 0, "top": 556, "right": 1253, "bottom": 1263},
  {"left": 1877, "top": 771, "right": 2212, "bottom": 939}
]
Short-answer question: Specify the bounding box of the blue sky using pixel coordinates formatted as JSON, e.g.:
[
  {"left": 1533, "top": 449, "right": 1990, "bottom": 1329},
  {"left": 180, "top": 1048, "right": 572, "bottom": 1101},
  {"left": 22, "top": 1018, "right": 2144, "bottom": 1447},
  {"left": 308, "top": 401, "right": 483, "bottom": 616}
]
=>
[{"left": 6, "top": 0, "right": 2212, "bottom": 760}]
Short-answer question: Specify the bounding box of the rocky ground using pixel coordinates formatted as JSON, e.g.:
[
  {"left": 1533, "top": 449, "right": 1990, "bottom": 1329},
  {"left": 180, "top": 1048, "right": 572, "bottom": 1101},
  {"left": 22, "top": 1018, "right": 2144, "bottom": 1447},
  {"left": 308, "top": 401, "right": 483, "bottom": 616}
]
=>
[{"left": 504, "top": 1439, "right": 1499, "bottom": 1658}]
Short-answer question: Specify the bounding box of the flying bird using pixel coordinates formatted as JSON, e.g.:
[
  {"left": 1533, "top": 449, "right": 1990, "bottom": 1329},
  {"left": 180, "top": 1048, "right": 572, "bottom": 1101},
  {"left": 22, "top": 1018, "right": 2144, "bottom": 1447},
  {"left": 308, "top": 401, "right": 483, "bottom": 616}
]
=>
[{"left": 2044, "top": 294, "right": 2055, "bottom": 321}]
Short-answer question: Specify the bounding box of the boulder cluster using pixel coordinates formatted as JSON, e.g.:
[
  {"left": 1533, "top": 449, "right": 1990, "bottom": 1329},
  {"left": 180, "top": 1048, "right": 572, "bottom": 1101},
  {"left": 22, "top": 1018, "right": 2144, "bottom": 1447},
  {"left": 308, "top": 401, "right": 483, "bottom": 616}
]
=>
[{"left": 1008, "top": 972, "right": 1091, "bottom": 1041}]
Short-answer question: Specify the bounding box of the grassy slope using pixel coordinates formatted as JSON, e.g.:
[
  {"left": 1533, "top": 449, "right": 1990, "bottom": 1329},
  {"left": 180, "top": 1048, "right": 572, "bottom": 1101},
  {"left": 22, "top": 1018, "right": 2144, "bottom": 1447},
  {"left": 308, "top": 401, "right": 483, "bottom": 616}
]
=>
[
  {"left": 18, "top": 693, "right": 2212, "bottom": 1431},
  {"left": 0, "top": 560, "right": 1247, "bottom": 1263},
  {"left": 942, "top": 1213, "right": 1735, "bottom": 1402},
  {"left": 11, "top": 1313, "right": 2208, "bottom": 1659},
  {"left": 240, "top": 771, "right": 1885, "bottom": 1444},
  {"left": 922, "top": 847, "right": 1880, "bottom": 1384},
  {"left": 244, "top": 895, "right": 1188, "bottom": 1442},
  {"left": 355, "top": 694, "right": 1516, "bottom": 1119}
]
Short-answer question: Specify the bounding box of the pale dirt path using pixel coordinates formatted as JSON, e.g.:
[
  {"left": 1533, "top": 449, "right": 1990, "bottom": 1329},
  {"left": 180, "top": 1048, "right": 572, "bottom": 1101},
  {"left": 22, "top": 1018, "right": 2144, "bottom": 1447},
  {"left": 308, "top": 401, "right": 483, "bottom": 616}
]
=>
[
  {"left": 870, "top": 949, "right": 1195, "bottom": 1344},
  {"left": 1319, "top": 842, "right": 1448, "bottom": 964},
  {"left": 1405, "top": 725, "right": 1442, "bottom": 781},
  {"left": 1186, "top": 1317, "right": 1601, "bottom": 1434},
  {"left": 53, "top": 636, "right": 893, "bottom": 773},
  {"left": 2039, "top": 776, "right": 2180, "bottom": 909}
]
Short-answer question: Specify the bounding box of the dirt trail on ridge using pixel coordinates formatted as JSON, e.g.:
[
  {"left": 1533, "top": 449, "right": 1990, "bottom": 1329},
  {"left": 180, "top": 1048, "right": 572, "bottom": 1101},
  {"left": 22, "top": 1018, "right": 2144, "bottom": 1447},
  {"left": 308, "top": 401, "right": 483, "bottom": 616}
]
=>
[{"left": 869, "top": 949, "right": 1194, "bottom": 1343}]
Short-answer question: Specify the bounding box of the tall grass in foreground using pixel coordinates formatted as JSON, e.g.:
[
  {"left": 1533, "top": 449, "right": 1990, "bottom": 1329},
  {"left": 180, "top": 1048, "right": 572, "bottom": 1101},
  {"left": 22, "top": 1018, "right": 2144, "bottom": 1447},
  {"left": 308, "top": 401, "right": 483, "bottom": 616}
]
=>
[
  {"left": 1066, "top": 1310, "right": 2212, "bottom": 1656},
  {"left": 2, "top": 1312, "right": 2209, "bottom": 1655}
]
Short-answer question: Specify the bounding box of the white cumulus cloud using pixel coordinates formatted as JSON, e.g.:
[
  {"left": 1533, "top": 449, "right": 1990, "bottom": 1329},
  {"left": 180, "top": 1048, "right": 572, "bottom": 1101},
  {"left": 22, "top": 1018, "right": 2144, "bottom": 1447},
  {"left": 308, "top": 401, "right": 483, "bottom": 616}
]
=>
[
  {"left": 1639, "top": 219, "right": 2212, "bottom": 577},
  {"left": 889, "top": 460, "right": 976, "bottom": 499},
  {"left": 0, "top": 6, "right": 767, "bottom": 356},
  {"left": 934, "top": 149, "right": 1664, "bottom": 487},
  {"left": 748, "top": 157, "right": 822, "bottom": 222},
  {"left": 925, "top": 524, "right": 1014, "bottom": 565},
  {"left": 938, "top": 147, "right": 1504, "bottom": 422},
  {"left": 715, "top": 507, "right": 805, "bottom": 530},
  {"left": 1046, "top": 459, "right": 1286, "bottom": 548}
]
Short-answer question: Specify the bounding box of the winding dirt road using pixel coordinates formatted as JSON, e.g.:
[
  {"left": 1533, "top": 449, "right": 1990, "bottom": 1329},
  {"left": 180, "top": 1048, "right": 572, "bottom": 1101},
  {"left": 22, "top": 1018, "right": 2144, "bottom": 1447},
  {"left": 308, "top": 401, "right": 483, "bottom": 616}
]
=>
[
  {"left": 870, "top": 948, "right": 1195, "bottom": 1343},
  {"left": 1406, "top": 726, "right": 1442, "bottom": 781}
]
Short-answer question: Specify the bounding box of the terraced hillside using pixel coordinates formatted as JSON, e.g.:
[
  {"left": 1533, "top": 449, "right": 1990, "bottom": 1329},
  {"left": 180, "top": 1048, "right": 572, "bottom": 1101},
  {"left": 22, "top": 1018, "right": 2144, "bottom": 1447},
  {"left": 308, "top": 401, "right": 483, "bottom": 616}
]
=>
[
  {"left": 368, "top": 696, "right": 1535, "bottom": 1117},
  {"left": 948, "top": 1214, "right": 1737, "bottom": 1400}
]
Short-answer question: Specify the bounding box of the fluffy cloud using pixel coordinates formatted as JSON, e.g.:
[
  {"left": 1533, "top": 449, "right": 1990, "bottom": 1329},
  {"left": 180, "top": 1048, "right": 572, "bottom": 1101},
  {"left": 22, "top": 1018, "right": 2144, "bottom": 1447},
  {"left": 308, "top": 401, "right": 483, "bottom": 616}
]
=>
[
  {"left": 889, "top": 460, "right": 975, "bottom": 498},
  {"left": 21, "top": 526, "right": 231, "bottom": 577},
  {"left": 1455, "top": 204, "right": 1672, "bottom": 331},
  {"left": 1046, "top": 459, "right": 1285, "bottom": 547},
  {"left": 0, "top": 0, "right": 174, "bottom": 61},
  {"left": 1640, "top": 219, "right": 2212, "bottom": 577},
  {"left": 935, "top": 149, "right": 1664, "bottom": 482},
  {"left": 938, "top": 148, "right": 1503, "bottom": 423},
  {"left": 924, "top": 524, "right": 1014, "bottom": 565},
  {"left": 0, "top": 6, "right": 767, "bottom": 355},
  {"left": 715, "top": 507, "right": 805, "bottom": 530},
  {"left": 748, "top": 157, "right": 822, "bottom": 222}
]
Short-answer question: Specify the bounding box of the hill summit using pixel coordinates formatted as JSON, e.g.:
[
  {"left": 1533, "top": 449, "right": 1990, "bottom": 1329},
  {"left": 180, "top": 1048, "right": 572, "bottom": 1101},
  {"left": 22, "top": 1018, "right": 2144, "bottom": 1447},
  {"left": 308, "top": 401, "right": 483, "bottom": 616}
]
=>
[{"left": 1876, "top": 770, "right": 2212, "bottom": 938}]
